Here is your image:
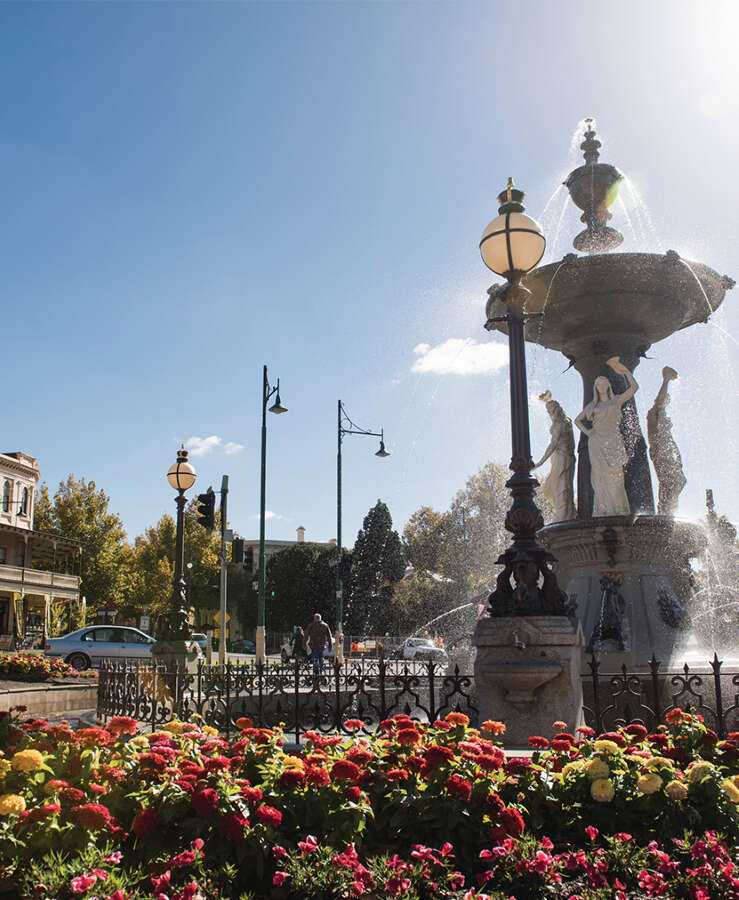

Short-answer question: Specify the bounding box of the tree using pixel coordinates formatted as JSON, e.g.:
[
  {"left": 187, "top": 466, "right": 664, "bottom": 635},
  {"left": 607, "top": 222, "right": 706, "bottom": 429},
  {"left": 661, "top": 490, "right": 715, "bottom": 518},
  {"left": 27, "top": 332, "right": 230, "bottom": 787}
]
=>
[
  {"left": 265, "top": 543, "right": 352, "bottom": 634},
  {"left": 34, "top": 476, "right": 128, "bottom": 616},
  {"left": 126, "top": 500, "right": 221, "bottom": 623},
  {"left": 348, "top": 500, "right": 404, "bottom": 634}
]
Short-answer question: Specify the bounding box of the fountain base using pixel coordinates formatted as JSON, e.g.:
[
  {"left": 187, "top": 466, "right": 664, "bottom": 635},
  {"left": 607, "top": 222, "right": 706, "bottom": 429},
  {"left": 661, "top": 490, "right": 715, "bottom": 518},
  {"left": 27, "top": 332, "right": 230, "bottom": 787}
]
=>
[
  {"left": 473, "top": 615, "right": 584, "bottom": 746},
  {"left": 539, "top": 516, "right": 707, "bottom": 667}
]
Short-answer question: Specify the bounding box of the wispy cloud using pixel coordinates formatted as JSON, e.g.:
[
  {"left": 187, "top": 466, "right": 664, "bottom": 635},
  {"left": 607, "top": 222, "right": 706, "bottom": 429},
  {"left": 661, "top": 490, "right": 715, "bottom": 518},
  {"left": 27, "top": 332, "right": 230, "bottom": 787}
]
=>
[
  {"left": 250, "top": 510, "right": 282, "bottom": 520},
  {"left": 186, "top": 435, "right": 245, "bottom": 457},
  {"left": 411, "top": 339, "right": 508, "bottom": 375}
]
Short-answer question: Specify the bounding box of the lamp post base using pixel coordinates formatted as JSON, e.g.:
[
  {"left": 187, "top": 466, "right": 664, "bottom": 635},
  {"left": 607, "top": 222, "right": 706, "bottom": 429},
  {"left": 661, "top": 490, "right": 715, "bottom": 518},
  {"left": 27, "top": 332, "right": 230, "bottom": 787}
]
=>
[
  {"left": 255, "top": 625, "right": 266, "bottom": 666},
  {"left": 334, "top": 629, "right": 344, "bottom": 665}
]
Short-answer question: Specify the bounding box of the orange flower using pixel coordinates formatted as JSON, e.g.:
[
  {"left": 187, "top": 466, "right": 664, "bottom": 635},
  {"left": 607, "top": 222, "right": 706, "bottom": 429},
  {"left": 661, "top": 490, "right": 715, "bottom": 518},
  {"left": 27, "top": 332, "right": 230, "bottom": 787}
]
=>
[
  {"left": 445, "top": 712, "right": 470, "bottom": 728},
  {"left": 236, "top": 717, "right": 254, "bottom": 730},
  {"left": 552, "top": 721, "right": 567, "bottom": 730},
  {"left": 482, "top": 720, "right": 506, "bottom": 736}
]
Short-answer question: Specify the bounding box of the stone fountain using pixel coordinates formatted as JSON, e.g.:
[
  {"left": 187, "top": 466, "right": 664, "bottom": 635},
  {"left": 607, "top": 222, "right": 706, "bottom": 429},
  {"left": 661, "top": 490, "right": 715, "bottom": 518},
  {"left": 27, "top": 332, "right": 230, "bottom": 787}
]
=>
[{"left": 484, "top": 122, "right": 735, "bottom": 669}]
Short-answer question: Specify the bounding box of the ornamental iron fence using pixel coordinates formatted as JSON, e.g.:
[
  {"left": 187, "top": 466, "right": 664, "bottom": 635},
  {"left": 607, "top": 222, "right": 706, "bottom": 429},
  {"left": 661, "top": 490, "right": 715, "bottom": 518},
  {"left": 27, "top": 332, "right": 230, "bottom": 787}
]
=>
[
  {"left": 97, "top": 653, "right": 739, "bottom": 742},
  {"left": 97, "top": 658, "right": 477, "bottom": 742}
]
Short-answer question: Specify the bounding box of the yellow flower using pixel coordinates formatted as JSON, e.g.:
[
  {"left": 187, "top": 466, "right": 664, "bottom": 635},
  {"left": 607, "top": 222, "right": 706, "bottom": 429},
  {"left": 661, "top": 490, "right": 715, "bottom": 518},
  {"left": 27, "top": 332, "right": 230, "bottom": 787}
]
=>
[
  {"left": 590, "top": 778, "right": 615, "bottom": 803},
  {"left": 282, "top": 756, "right": 304, "bottom": 770},
  {"left": 644, "top": 756, "right": 673, "bottom": 772},
  {"left": 686, "top": 761, "right": 714, "bottom": 783},
  {"left": 0, "top": 794, "right": 26, "bottom": 816},
  {"left": 637, "top": 773, "right": 663, "bottom": 794},
  {"left": 0, "top": 760, "right": 11, "bottom": 779},
  {"left": 11, "top": 750, "right": 44, "bottom": 773},
  {"left": 561, "top": 760, "right": 584, "bottom": 778},
  {"left": 665, "top": 780, "right": 688, "bottom": 801},
  {"left": 201, "top": 725, "right": 218, "bottom": 737},
  {"left": 732, "top": 775, "right": 739, "bottom": 788},
  {"left": 583, "top": 758, "right": 610, "bottom": 781},
  {"left": 129, "top": 736, "right": 149, "bottom": 748},
  {"left": 593, "top": 740, "right": 620, "bottom": 756},
  {"left": 162, "top": 722, "right": 185, "bottom": 735},
  {"left": 722, "top": 779, "right": 739, "bottom": 804}
]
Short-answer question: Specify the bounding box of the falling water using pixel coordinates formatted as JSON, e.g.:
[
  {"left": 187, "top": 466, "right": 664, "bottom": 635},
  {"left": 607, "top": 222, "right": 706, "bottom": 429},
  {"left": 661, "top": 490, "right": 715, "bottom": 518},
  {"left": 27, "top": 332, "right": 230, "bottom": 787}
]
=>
[
  {"left": 621, "top": 175, "right": 664, "bottom": 251},
  {"left": 412, "top": 601, "right": 475, "bottom": 636}
]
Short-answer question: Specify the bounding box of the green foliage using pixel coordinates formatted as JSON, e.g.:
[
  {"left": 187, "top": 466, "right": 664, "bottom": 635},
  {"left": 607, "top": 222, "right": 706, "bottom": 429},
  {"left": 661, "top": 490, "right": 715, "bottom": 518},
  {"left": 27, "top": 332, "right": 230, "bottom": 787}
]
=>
[
  {"left": 348, "top": 500, "right": 404, "bottom": 634},
  {"left": 33, "top": 476, "right": 128, "bottom": 616}
]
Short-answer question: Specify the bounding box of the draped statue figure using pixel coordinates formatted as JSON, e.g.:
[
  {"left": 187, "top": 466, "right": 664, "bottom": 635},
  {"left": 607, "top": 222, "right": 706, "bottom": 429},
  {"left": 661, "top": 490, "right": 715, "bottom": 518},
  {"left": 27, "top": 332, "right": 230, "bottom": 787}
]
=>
[
  {"left": 574, "top": 356, "right": 638, "bottom": 517},
  {"left": 533, "top": 391, "right": 577, "bottom": 522},
  {"left": 647, "top": 366, "right": 686, "bottom": 516}
]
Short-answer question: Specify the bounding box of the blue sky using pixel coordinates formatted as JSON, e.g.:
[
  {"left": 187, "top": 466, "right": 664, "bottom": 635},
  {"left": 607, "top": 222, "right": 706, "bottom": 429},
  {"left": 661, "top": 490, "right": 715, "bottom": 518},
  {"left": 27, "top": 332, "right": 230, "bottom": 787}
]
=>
[{"left": 2, "top": 0, "right": 738, "bottom": 545}]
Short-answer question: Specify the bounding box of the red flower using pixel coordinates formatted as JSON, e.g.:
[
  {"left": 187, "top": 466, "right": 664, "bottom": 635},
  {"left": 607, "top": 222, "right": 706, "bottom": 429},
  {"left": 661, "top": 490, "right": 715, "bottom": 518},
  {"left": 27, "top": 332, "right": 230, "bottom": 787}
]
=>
[
  {"left": 551, "top": 738, "right": 572, "bottom": 752},
  {"left": 577, "top": 726, "right": 595, "bottom": 737},
  {"left": 133, "top": 807, "right": 159, "bottom": 837},
  {"left": 305, "top": 766, "right": 330, "bottom": 786},
  {"left": 386, "top": 769, "right": 408, "bottom": 782},
  {"left": 25, "top": 803, "right": 61, "bottom": 823},
  {"left": 625, "top": 724, "right": 648, "bottom": 741},
  {"left": 484, "top": 792, "right": 505, "bottom": 816},
  {"left": 345, "top": 786, "right": 362, "bottom": 802},
  {"left": 528, "top": 736, "right": 549, "bottom": 749},
  {"left": 255, "top": 805, "right": 282, "bottom": 827},
  {"left": 500, "top": 807, "right": 525, "bottom": 838},
  {"left": 191, "top": 788, "right": 219, "bottom": 816},
  {"left": 344, "top": 719, "right": 364, "bottom": 732},
  {"left": 70, "top": 803, "right": 113, "bottom": 830},
  {"left": 445, "top": 712, "right": 470, "bottom": 727},
  {"left": 598, "top": 731, "right": 627, "bottom": 748},
  {"left": 331, "top": 760, "right": 361, "bottom": 781},
  {"left": 279, "top": 769, "right": 305, "bottom": 788},
  {"left": 649, "top": 733, "right": 669, "bottom": 749},
  {"left": 553, "top": 732, "right": 575, "bottom": 746},
  {"left": 405, "top": 756, "right": 425, "bottom": 773},
  {"left": 504, "top": 757, "right": 532, "bottom": 775},
  {"left": 107, "top": 716, "right": 139, "bottom": 737},
  {"left": 60, "top": 788, "right": 86, "bottom": 806},
  {"left": 346, "top": 747, "right": 375, "bottom": 764},
  {"left": 446, "top": 775, "right": 472, "bottom": 802},
  {"left": 218, "top": 813, "right": 249, "bottom": 841},
  {"left": 702, "top": 729, "right": 718, "bottom": 747},
  {"left": 424, "top": 745, "right": 455, "bottom": 769},
  {"left": 70, "top": 874, "right": 98, "bottom": 894},
  {"left": 397, "top": 729, "right": 421, "bottom": 747}
]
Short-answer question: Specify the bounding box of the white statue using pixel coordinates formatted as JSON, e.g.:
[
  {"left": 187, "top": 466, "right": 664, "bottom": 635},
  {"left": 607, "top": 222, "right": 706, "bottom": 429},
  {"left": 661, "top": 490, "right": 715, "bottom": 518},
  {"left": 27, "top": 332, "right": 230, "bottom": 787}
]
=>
[
  {"left": 533, "top": 391, "right": 577, "bottom": 522},
  {"left": 647, "top": 366, "right": 686, "bottom": 516},
  {"left": 574, "top": 356, "right": 638, "bottom": 517}
]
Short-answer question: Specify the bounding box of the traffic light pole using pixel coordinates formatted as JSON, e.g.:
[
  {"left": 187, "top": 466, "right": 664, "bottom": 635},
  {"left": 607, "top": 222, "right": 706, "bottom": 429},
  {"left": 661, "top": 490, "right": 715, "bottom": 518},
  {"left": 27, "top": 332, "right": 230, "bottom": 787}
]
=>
[{"left": 218, "top": 475, "right": 229, "bottom": 665}]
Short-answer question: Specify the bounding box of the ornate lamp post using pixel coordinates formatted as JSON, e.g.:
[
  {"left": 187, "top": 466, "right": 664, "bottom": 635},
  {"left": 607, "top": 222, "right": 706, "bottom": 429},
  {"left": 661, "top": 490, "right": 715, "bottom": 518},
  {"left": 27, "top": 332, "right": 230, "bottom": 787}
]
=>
[
  {"left": 256, "top": 364, "right": 287, "bottom": 665},
  {"left": 164, "top": 445, "right": 197, "bottom": 641},
  {"left": 479, "top": 179, "right": 570, "bottom": 616},
  {"left": 336, "top": 401, "right": 389, "bottom": 664}
]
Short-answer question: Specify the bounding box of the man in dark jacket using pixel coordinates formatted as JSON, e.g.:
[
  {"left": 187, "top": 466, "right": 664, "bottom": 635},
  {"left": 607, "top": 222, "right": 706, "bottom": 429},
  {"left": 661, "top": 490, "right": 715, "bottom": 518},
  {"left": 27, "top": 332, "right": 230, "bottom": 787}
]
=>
[{"left": 304, "top": 613, "right": 332, "bottom": 674}]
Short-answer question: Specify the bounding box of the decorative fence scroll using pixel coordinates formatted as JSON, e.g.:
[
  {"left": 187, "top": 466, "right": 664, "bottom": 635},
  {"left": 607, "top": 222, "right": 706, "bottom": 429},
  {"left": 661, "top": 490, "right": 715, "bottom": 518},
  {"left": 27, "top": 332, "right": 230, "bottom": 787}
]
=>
[
  {"left": 583, "top": 653, "right": 739, "bottom": 738},
  {"left": 97, "top": 658, "right": 478, "bottom": 742}
]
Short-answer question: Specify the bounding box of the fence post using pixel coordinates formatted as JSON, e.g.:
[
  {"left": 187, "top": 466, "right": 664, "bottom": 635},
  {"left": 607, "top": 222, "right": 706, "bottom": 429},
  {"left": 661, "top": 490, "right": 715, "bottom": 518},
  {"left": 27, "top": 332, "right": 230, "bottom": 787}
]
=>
[
  {"left": 589, "top": 654, "right": 603, "bottom": 734},
  {"left": 649, "top": 655, "right": 662, "bottom": 729},
  {"left": 293, "top": 656, "right": 300, "bottom": 744},
  {"left": 379, "top": 657, "right": 387, "bottom": 720},
  {"left": 334, "top": 660, "right": 342, "bottom": 731},
  {"left": 225, "top": 661, "right": 231, "bottom": 738},
  {"left": 428, "top": 660, "right": 436, "bottom": 723},
  {"left": 712, "top": 652, "right": 725, "bottom": 738}
]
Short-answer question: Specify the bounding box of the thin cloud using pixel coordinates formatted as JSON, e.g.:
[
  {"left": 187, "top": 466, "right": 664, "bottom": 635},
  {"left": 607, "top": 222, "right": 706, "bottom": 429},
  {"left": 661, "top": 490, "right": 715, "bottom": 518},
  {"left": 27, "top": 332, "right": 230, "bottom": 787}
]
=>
[
  {"left": 411, "top": 338, "right": 508, "bottom": 375},
  {"left": 186, "top": 435, "right": 245, "bottom": 457},
  {"left": 250, "top": 510, "right": 282, "bottom": 520}
]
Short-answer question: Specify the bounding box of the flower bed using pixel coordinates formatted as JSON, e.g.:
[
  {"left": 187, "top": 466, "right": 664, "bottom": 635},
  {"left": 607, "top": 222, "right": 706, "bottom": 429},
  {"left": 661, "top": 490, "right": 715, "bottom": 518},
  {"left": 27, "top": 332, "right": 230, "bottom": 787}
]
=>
[
  {"left": 0, "top": 708, "right": 738, "bottom": 898},
  {"left": 0, "top": 653, "right": 98, "bottom": 683}
]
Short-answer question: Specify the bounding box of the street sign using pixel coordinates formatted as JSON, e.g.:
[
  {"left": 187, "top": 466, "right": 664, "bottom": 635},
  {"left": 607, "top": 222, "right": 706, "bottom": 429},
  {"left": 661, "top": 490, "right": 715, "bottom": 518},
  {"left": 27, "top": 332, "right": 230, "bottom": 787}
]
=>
[
  {"left": 213, "top": 611, "right": 231, "bottom": 624},
  {"left": 140, "top": 615, "right": 151, "bottom": 632}
]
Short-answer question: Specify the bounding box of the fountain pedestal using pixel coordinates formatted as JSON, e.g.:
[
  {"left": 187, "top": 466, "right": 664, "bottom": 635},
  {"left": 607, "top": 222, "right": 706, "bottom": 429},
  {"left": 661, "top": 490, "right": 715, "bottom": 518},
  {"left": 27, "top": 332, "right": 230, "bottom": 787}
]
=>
[
  {"left": 473, "top": 615, "right": 584, "bottom": 746},
  {"left": 538, "top": 516, "right": 706, "bottom": 667}
]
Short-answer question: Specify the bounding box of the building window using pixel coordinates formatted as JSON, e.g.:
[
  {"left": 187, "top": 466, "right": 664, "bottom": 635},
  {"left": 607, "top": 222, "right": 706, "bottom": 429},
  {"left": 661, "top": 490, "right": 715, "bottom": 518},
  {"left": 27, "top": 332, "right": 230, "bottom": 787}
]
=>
[
  {"left": 0, "top": 548, "right": 5, "bottom": 564},
  {"left": 19, "top": 487, "right": 28, "bottom": 517},
  {"left": 1, "top": 481, "right": 9, "bottom": 513},
  {"left": 17, "top": 545, "right": 25, "bottom": 567}
]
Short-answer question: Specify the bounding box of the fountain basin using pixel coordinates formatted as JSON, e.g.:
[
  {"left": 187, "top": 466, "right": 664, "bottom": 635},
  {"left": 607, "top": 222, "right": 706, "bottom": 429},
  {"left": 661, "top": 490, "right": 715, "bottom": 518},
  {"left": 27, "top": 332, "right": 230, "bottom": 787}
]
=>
[{"left": 477, "top": 658, "right": 562, "bottom": 704}]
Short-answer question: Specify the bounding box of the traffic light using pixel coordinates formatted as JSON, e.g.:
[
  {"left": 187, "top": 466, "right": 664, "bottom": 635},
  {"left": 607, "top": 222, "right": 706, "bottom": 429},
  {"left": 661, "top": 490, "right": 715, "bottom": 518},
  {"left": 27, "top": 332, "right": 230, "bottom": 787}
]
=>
[
  {"left": 232, "top": 538, "right": 245, "bottom": 564},
  {"left": 196, "top": 487, "right": 216, "bottom": 531},
  {"left": 245, "top": 546, "right": 254, "bottom": 572}
]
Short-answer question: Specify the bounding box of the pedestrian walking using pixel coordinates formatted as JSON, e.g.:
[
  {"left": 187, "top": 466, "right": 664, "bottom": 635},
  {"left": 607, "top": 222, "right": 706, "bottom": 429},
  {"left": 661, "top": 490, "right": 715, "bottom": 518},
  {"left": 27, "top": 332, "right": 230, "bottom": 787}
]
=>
[
  {"left": 291, "top": 626, "right": 306, "bottom": 661},
  {"left": 304, "top": 613, "right": 332, "bottom": 675}
]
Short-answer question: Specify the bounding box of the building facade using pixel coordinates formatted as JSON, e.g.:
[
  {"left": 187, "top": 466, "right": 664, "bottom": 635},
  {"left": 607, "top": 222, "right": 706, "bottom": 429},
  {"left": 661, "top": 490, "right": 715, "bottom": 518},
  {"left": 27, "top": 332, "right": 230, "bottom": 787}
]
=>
[{"left": 0, "top": 452, "right": 81, "bottom": 647}]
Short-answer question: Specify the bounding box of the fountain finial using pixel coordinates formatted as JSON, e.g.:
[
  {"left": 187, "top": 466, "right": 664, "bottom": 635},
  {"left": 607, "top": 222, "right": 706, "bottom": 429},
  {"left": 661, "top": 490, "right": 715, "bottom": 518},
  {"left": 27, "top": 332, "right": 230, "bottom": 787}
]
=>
[{"left": 564, "top": 119, "right": 623, "bottom": 253}]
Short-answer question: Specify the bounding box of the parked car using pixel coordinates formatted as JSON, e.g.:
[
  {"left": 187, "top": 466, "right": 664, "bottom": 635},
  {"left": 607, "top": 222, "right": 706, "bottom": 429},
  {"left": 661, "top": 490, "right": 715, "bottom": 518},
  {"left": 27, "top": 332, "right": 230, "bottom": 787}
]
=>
[
  {"left": 229, "top": 639, "right": 256, "bottom": 654},
  {"left": 394, "top": 637, "right": 448, "bottom": 663},
  {"left": 44, "top": 626, "right": 158, "bottom": 670},
  {"left": 191, "top": 633, "right": 209, "bottom": 653},
  {"left": 280, "top": 637, "right": 334, "bottom": 663}
]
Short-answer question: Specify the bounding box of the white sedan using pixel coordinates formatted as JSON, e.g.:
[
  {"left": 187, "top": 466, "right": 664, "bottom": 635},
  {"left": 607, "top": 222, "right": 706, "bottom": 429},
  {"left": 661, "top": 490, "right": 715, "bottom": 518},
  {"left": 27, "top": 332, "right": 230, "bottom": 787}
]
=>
[{"left": 44, "top": 625, "right": 157, "bottom": 670}]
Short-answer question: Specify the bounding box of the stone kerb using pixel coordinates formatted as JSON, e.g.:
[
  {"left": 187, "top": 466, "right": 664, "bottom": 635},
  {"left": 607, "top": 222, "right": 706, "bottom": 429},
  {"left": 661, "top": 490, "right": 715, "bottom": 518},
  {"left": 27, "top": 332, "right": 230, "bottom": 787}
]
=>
[{"left": 473, "top": 615, "right": 584, "bottom": 747}]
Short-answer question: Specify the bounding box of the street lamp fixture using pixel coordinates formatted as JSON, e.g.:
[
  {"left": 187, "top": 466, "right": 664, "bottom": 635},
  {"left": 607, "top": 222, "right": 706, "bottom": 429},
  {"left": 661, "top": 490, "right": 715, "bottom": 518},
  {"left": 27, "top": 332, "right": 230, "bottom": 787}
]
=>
[
  {"left": 257, "top": 365, "right": 287, "bottom": 665},
  {"left": 164, "top": 445, "right": 196, "bottom": 641},
  {"left": 480, "top": 180, "right": 572, "bottom": 618},
  {"left": 336, "top": 401, "right": 390, "bottom": 663}
]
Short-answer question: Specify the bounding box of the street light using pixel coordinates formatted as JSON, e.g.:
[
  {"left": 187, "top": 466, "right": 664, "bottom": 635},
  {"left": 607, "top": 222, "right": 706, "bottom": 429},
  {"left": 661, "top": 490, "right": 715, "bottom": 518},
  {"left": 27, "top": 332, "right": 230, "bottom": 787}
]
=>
[
  {"left": 256, "top": 365, "right": 287, "bottom": 665},
  {"left": 480, "top": 179, "right": 570, "bottom": 616},
  {"left": 164, "top": 445, "right": 197, "bottom": 641},
  {"left": 336, "top": 401, "right": 389, "bottom": 663}
]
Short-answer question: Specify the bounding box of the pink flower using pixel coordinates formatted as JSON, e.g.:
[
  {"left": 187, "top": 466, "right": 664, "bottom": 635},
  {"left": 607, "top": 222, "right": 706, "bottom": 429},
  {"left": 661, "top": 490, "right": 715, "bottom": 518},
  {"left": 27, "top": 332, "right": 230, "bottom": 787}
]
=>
[
  {"left": 170, "top": 850, "right": 197, "bottom": 868},
  {"left": 70, "top": 874, "right": 98, "bottom": 894},
  {"left": 104, "top": 852, "right": 122, "bottom": 864},
  {"left": 299, "top": 835, "right": 319, "bottom": 855},
  {"left": 273, "top": 872, "right": 289, "bottom": 886},
  {"left": 273, "top": 845, "right": 287, "bottom": 859}
]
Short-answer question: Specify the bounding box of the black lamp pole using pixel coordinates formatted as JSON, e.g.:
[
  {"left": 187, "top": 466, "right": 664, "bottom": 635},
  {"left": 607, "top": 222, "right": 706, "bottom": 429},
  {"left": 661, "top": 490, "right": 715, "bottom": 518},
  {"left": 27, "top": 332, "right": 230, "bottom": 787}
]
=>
[
  {"left": 165, "top": 446, "right": 196, "bottom": 641},
  {"left": 481, "top": 183, "right": 572, "bottom": 618}
]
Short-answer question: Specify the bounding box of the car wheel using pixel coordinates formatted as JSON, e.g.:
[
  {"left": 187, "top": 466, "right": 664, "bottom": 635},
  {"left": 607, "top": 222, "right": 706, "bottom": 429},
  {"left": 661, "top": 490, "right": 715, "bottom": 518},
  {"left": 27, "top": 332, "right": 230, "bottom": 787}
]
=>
[{"left": 66, "top": 653, "right": 90, "bottom": 671}]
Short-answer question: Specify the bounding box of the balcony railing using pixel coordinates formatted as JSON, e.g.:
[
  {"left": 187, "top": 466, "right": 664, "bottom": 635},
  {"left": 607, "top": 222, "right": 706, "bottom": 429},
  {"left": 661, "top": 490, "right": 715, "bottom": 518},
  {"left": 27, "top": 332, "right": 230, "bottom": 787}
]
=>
[{"left": 0, "top": 564, "right": 80, "bottom": 596}]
